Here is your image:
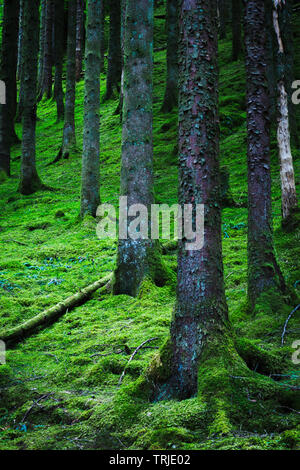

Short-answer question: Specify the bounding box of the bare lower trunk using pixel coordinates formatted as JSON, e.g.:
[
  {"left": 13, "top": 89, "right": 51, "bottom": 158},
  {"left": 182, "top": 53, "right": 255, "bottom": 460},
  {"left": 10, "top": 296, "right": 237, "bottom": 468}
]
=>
[{"left": 272, "top": 4, "right": 297, "bottom": 219}]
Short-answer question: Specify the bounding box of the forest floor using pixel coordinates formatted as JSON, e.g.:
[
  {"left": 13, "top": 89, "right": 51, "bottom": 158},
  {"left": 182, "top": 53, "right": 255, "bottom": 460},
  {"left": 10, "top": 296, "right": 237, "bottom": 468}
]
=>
[{"left": 0, "top": 11, "right": 299, "bottom": 450}]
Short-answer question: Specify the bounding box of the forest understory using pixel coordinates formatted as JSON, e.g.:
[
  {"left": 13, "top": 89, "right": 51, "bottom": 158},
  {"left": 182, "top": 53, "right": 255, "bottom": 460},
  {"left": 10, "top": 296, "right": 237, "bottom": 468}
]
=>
[{"left": 0, "top": 1, "right": 299, "bottom": 451}]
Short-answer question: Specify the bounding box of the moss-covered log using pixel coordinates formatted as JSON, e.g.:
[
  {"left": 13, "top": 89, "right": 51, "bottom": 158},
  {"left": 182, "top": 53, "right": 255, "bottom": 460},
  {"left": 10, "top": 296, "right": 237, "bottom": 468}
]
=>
[{"left": 0, "top": 274, "right": 112, "bottom": 347}]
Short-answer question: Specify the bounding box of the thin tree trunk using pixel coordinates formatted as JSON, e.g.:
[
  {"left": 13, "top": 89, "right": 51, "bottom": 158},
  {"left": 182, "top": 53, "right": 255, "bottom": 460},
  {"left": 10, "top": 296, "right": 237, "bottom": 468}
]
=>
[
  {"left": 232, "top": 0, "right": 242, "bottom": 61},
  {"left": 38, "top": 0, "right": 53, "bottom": 100},
  {"left": 53, "top": 0, "right": 65, "bottom": 121},
  {"left": 244, "top": 0, "right": 285, "bottom": 310},
  {"left": 75, "top": 0, "right": 85, "bottom": 82},
  {"left": 100, "top": 0, "right": 106, "bottom": 71},
  {"left": 54, "top": 0, "right": 77, "bottom": 162},
  {"left": 272, "top": 0, "right": 297, "bottom": 219},
  {"left": 18, "top": 0, "right": 43, "bottom": 195},
  {"left": 218, "top": 0, "right": 227, "bottom": 39},
  {"left": 17, "top": 0, "right": 24, "bottom": 80},
  {"left": 103, "top": 0, "right": 121, "bottom": 101},
  {"left": 16, "top": 0, "right": 25, "bottom": 123},
  {"left": 0, "top": 0, "right": 20, "bottom": 147},
  {"left": 156, "top": 0, "right": 229, "bottom": 400},
  {"left": 38, "top": 0, "right": 46, "bottom": 94},
  {"left": 80, "top": 0, "right": 101, "bottom": 217},
  {"left": 114, "top": 0, "right": 125, "bottom": 117},
  {"left": 113, "top": 0, "right": 166, "bottom": 297},
  {"left": 161, "top": 0, "right": 178, "bottom": 112}
]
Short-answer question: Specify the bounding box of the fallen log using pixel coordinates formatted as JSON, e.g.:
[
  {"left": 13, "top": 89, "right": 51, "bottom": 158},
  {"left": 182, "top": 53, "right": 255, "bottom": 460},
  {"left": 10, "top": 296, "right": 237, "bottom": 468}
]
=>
[{"left": 0, "top": 273, "right": 112, "bottom": 347}]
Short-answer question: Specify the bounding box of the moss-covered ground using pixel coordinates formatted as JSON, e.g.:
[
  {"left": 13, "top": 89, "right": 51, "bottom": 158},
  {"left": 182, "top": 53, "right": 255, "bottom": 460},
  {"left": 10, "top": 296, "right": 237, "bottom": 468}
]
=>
[{"left": 0, "top": 6, "right": 299, "bottom": 450}]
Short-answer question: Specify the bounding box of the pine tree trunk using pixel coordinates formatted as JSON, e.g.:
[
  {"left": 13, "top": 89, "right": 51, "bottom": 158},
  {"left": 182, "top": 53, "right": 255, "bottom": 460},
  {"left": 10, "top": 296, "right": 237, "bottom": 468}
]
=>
[
  {"left": 38, "top": 0, "right": 46, "bottom": 94},
  {"left": 75, "top": 0, "right": 85, "bottom": 82},
  {"left": 113, "top": 0, "right": 165, "bottom": 297},
  {"left": 18, "top": 0, "right": 43, "bottom": 195},
  {"left": 232, "top": 0, "right": 242, "bottom": 61},
  {"left": 16, "top": 0, "right": 25, "bottom": 123},
  {"left": 53, "top": 0, "right": 65, "bottom": 121},
  {"left": 38, "top": 0, "right": 53, "bottom": 100},
  {"left": 103, "top": 0, "right": 121, "bottom": 101},
  {"left": 218, "top": 0, "right": 227, "bottom": 39},
  {"left": 17, "top": 0, "right": 24, "bottom": 80},
  {"left": 272, "top": 1, "right": 298, "bottom": 219},
  {"left": 58, "top": 0, "right": 77, "bottom": 160},
  {"left": 0, "top": 0, "right": 20, "bottom": 147},
  {"left": 114, "top": 0, "right": 125, "bottom": 117},
  {"left": 161, "top": 0, "right": 178, "bottom": 112},
  {"left": 157, "top": 0, "right": 229, "bottom": 400},
  {"left": 80, "top": 0, "right": 101, "bottom": 217},
  {"left": 244, "top": 0, "right": 285, "bottom": 310},
  {"left": 100, "top": 0, "right": 106, "bottom": 71}
]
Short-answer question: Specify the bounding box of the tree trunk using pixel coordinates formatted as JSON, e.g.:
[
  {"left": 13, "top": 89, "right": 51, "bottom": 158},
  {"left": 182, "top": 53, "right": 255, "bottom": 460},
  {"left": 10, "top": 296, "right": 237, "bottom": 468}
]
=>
[
  {"left": 80, "top": 0, "right": 101, "bottom": 217},
  {"left": 161, "top": 0, "right": 179, "bottom": 112},
  {"left": 75, "top": 0, "right": 85, "bottom": 82},
  {"left": 38, "top": 0, "right": 53, "bottom": 100},
  {"left": 0, "top": 0, "right": 20, "bottom": 148},
  {"left": 156, "top": 0, "right": 229, "bottom": 400},
  {"left": 38, "top": 0, "right": 46, "bottom": 95},
  {"left": 244, "top": 0, "right": 285, "bottom": 310},
  {"left": 16, "top": 0, "right": 25, "bottom": 123},
  {"left": 114, "top": 0, "right": 126, "bottom": 117},
  {"left": 232, "top": 0, "right": 242, "bottom": 61},
  {"left": 53, "top": 0, "right": 65, "bottom": 121},
  {"left": 18, "top": 0, "right": 43, "bottom": 195},
  {"left": 100, "top": 0, "right": 106, "bottom": 71},
  {"left": 55, "top": 0, "right": 77, "bottom": 161},
  {"left": 103, "top": 0, "right": 121, "bottom": 101},
  {"left": 272, "top": 0, "right": 298, "bottom": 219},
  {"left": 113, "top": 0, "right": 165, "bottom": 297},
  {"left": 218, "top": 0, "right": 227, "bottom": 39}
]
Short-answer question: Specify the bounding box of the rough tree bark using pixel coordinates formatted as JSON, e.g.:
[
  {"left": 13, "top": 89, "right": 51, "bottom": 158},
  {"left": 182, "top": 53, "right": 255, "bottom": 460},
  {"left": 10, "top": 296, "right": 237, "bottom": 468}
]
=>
[
  {"left": 113, "top": 0, "right": 166, "bottom": 297},
  {"left": 53, "top": 0, "right": 65, "bottom": 121},
  {"left": 161, "top": 0, "right": 179, "bottom": 112},
  {"left": 232, "top": 0, "right": 242, "bottom": 61},
  {"left": 80, "top": 0, "right": 101, "bottom": 217},
  {"left": 18, "top": 0, "right": 43, "bottom": 195},
  {"left": 54, "top": 0, "right": 77, "bottom": 162},
  {"left": 75, "top": 0, "right": 85, "bottom": 82},
  {"left": 103, "top": 0, "right": 121, "bottom": 101},
  {"left": 155, "top": 0, "right": 229, "bottom": 400},
  {"left": 272, "top": 0, "right": 297, "bottom": 219},
  {"left": 0, "top": 0, "right": 20, "bottom": 150},
  {"left": 38, "top": 0, "right": 54, "bottom": 100},
  {"left": 100, "top": 0, "right": 106, "bottom": 71},
  {"left": 244, "top": 0, "right": 285, "bottom": 310}
]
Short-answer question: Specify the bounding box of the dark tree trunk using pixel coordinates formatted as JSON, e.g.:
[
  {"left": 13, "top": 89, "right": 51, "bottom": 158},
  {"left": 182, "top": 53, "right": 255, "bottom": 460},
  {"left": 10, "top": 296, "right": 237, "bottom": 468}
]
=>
[
  {"left": 244, "top": 0, "right": 285, "bottom": 310},
  {"left": 75, "top": 0, "right": 85, "bottom": 82},
  {"left": 80, "top": 0, "right": 101, "bottom": 217},
  {"left": 156, "top": 0, "right": 228, "bottom": 400},
  {"left": 218, "top": 0, "right": 227, "bottom": 39},
  {"left": 38, "top": 0, "right": 54, "bottom": 100},
  {"left": 113, "top": 0, "right": 165, "bottom": 297},
  {"left": 161, "top": 0, "right": 179, "bottom": 113},
  {"left": 38, "top": 0, "right": 46, "bottom": 94},
  {"left": 232, "top": 0, "right": 242, "bottom": 61},
  {"left": 53, "top": 0, "right": 65, "bottom": 121},
  {"left": 16, "top": 0, "right": 25, "bottom": 123},
  {"left": 55, "top": 0, "right": 77, "bottom": 161},
  {"left": 0, "top": 0, "right": 20, "bottom": 148},
  {"left": 114, "top": 0, "right": 125, "bottom": 117},
  {"left": 103, "top": 0, "right": 121, "bottom": 101},
  {"left": 100, "top": 0, "right": 106, "bottom": 71},
  {"left": 19, "top": 0, "right": 43, "bottom": 195},
  {"left": 17, "top": 0, "right": 24, "bottom": 80}
]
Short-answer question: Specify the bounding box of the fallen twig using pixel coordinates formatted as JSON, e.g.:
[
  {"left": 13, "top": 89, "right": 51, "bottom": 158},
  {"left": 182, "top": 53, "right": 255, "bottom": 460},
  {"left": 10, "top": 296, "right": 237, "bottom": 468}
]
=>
[
  {"left": 281, "top": 304, "right": 300, "bottom": 345},
  {"left": 118, "top": 337, "right": 159, "bottom": 387},
  {"left": 21, "top": 393, "right": 54, "bottom": 423}
]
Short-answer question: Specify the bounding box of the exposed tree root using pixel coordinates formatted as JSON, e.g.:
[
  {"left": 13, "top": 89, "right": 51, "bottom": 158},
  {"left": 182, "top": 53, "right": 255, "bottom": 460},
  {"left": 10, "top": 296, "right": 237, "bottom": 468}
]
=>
[{"left": 0, "top": 274, "right": 112, "bottom": 347}]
